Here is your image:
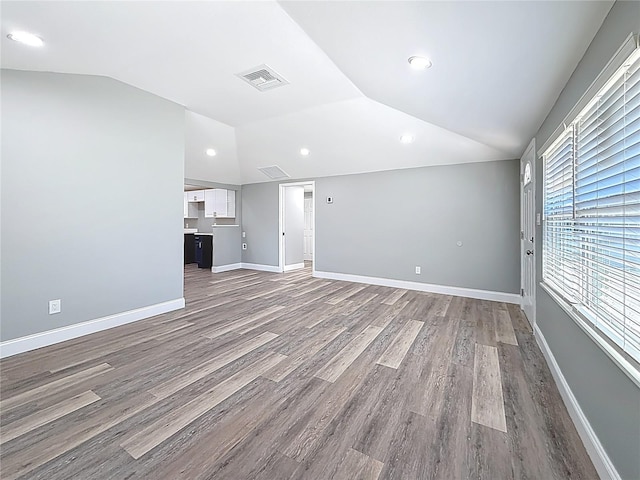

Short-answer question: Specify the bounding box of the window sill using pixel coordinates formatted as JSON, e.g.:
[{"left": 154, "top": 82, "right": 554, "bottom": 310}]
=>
[{"left": 540, "top": 282, "right": 640, "bottom": 389}]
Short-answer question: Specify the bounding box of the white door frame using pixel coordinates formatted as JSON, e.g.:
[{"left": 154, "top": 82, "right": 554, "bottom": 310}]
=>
[
  {"left": 279, "top": 181, "right": 315, "bottom": 275},
  {"left": 520, "top": 138, "right": 536, "bottom": 326}
]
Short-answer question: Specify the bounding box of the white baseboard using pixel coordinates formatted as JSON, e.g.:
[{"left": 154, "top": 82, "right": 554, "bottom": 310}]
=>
[
  {"left": 211, "top": 263, "right": 242, "bottom": 273},
  {"left": 240, "top": 263, "right": 282, "bottom": 273},
  {"left": 283, "top": 263, "right": 305, "bottom": 272},
  {"left": 0, "top": 298, "right": 185, "bottom": 359},
  {"left": 313, "top": 270, "right": 520, "bottom": 304},
  {"left": 534, "top": 324, "right": 620, "bottom": 480}
]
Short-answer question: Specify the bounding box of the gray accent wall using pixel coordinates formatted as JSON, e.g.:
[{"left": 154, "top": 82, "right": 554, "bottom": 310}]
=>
[
  {"left": 534, "top": 2, "right": 640, "bottom": 479},
  {"left": 213, "top": 228, "right": 242, "bottom": 267},
  {"left": 1, "top": 70, "right": 185, "bottom": 342},
  {"left": 242, "top": 159, "right": 520, "bottom": 294},
  {"left": 315, "top": 161, "right": 519, "bottom": 292},
  {"left": 242, "top": 181, "right": 280, "bottom": 266}
]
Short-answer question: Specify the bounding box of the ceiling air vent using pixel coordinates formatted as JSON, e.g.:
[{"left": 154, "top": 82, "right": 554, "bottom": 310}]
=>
[
  {"left": 258, "top": 165, "right": 290, "bottom": 180},
  {"left": 237, "top": 64, "right": 289, "bottom": 92}
]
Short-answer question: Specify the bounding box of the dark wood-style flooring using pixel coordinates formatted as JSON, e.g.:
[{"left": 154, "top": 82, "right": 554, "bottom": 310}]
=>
[{"left": 0, "top": 264, "right": 598, "bottom": 479}]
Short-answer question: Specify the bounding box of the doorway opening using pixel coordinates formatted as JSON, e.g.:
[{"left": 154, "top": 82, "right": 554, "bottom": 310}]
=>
[{"left": 279, "top": 181, "right": 315, "bottom": 275}]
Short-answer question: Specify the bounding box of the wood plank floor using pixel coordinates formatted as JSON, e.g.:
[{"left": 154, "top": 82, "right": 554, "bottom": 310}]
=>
[{"left": 0, "top": 264, "right": 598, "bottom": 479}]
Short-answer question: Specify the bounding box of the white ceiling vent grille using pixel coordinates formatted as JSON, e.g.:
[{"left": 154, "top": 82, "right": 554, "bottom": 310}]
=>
[
  {"left": 258, "top": 165, "right": 290, "bottom": 180},
  {"left": 237, "top": 64, "right": 289, "bottom": 92}
]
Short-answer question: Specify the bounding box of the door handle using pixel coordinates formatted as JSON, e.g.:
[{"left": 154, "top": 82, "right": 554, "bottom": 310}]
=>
[{"left": 526, "top": 250, "right": 534, "bottom": 256}]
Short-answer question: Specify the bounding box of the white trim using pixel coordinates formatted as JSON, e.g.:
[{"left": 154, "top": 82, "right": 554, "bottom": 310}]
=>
[
  {"left": 283, "top": 262, "right": 305, "bottom": 272},
  {"left": 534, "top": 323, "right": 621, "bottom": 480},
  {"left": 0, "top": 298, "right": 185, "bottom": 359},
  {"left": 211, "top": 263, "right": 242, "bottom": 273},
  {"left": 313, "top": 270, "right": 520, "bottom": 304},
  {"left": 240, "top": 262, "right": 282, "bottom": 273}
]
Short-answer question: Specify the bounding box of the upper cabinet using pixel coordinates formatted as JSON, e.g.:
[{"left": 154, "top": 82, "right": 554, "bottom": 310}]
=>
[
  {"left": 205, "top": 189, "right": 236, "bottom": 218},
  {"left": 187, "top": 190, "right": 205, "bottom": 202},
  {"left": 184, "top": 192, "right": 198, "bottom": 218}
]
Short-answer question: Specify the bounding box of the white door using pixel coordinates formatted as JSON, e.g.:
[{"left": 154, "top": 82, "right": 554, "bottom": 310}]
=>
[
  {"left": 304, "top": 196, "right": 313, "bottom": 261},
  {"left": 521, "top": 139, "right": 536, "bottom": 326}
]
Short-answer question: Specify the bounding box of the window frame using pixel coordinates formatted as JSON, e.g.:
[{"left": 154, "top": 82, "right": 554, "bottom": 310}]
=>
[{"left": 541, "top": 38, "right": 640, "bottom": 387}]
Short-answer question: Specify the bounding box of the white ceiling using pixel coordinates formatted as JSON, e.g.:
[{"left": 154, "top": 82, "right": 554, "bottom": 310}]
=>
[
  {"left": 280, "top": 1, "right": 614, "bottom": 156},
  {"left": 1, "top": 1, "right": 613, "bottom": 185}
]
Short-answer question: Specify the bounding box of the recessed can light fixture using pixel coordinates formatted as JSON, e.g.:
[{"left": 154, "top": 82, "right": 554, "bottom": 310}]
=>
[
  {"left": 400, "top": 134, "right": 415, "bottom": 144},
  {"left": 300, "top": 148, "right": 310, "bottom": 156},
  {"left": 205, "top": 148, "right": 217, "bottom": 157},
  {"left": 408, "top": 56, "right": 432, "bottom": 70},
  {"left": 7, "top": 31, "right": 44, "bottom": 47}
]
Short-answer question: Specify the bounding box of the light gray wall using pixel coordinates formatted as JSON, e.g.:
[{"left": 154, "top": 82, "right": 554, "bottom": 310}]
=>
[
  {"left": 241, "top": 181, "right": 280, "bottom": 266},
  {"left": 284, "top": 186, "right": 304, "bottom": 266},
  {"left": 315, "top": 161, "right": 519, "bottom": 292},
  {"left": 213, "top": 227, "right": 242, "bottom": 266},
  {"left": 534, "top": 2, "right": 640, "bottom": 479},
  {"left": 1, "top": 70, "right": 185, "bottom": 341},
  {"left": 242, "top": 159, "right": 520, "bottom": 294}
]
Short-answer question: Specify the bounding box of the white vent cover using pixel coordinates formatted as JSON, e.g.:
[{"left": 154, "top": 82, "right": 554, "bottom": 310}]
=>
[
  {"left": 236, "top": 64, "right": 289, "bottom": 92},
  {"left": 258, "top": 165, "right": 290, "bottom": 180}
]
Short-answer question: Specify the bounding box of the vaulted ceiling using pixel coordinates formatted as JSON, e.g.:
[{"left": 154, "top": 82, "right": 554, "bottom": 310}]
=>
[{"left": 1, "top": 1, "right": 613, "bottom": 184}]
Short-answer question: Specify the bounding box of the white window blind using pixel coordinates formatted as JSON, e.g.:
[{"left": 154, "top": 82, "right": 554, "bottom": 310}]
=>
[
  {"left": 543, "top": 47, "right": 640, "bottom": 365},
  {"left": 543, "top": 127, "right": 578, "bottom": 298}
]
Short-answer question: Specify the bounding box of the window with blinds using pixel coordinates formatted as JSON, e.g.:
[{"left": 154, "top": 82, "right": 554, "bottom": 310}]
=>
[{"left": 542, "top": 47, "right": 640, "bottom": 366}]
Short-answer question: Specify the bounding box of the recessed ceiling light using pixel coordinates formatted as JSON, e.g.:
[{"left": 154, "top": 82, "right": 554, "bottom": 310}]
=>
[
  {"left": 400, "top": 134, "right": 415, "bottom": 144},
  {"left": 300, "top": 148, "right": 310, "bottom": 156},
  {"left": 7, "top": 31, "right": 44, "bottom": 47},
  {"left": 205, "top": 148, "right": 217, "bottom": 157},
  {"left": 408, "top": 56, "right": 432, "bottom": 70}
]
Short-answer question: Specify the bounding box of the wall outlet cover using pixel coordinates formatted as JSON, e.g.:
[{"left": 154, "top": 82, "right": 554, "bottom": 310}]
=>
[
  {"left": 326, "top": 196, "right": 333, "bottom": 204},
  {"left": 415, "top": 266, "right": 421, "bottom": 274},
  {"left": 242, "top": 243, "right": 247, "bottom": 250},
  {"left": 49, "top": 299, "right": 61, "bottom": 315}
]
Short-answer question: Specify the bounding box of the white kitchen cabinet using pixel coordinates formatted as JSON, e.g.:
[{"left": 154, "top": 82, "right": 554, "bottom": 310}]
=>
[
  {"left": 184, "top": 192, "right": 199, "bottom": 218},
  {"left": 204, "top": 189, "right": 215, "bottom": 218},
  {"left": 187, "top": 190, "right": 205, "bottom": 202},
  {"left": 204, "top": 189, "right": 236, "bottom": 218},
  {"left": 226, "top": 190, "right": 236, "bottom": 218}
]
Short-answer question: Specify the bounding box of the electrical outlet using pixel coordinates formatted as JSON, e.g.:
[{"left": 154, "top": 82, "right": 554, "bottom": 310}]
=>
[
  {"left": 326, "top": 196, "right": 333, "bottom": 204},
  {"left": 242, "top": 243, "right": 247, "bottom": 250},
  {"left": 415, "top": 266, "right": 421, "bottom": 275},
  {"left": 49, "top": 299, "right": 61, "bottom": 315}
]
